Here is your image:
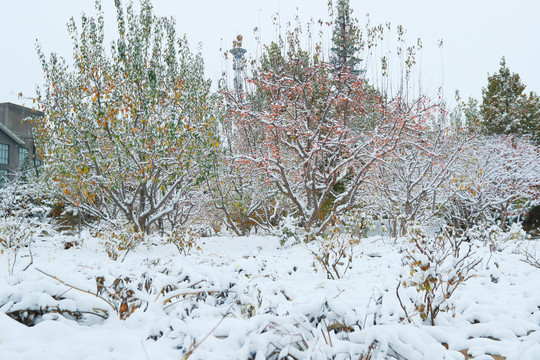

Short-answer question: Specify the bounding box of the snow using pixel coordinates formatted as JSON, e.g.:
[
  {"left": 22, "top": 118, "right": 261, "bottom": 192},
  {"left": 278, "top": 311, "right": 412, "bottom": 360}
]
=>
[{"left": 1, "top": 232, "right": 539, "bottom": 359}]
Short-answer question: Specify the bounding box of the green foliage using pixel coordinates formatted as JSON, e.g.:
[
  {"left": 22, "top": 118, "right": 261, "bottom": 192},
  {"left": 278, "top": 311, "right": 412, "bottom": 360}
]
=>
[
  {"left": 258, "top": 41, "right": 311, "bottom": 76},
  {"left": 480, "top": 57, "right": 540, "bottom": 142},
  {"left": 330, "top": 0, "right": 363, "bottom": 75},
  {"left": 449, "top": 91, "right": 481, "bottom": 133},
  {"left": 34, "top": 0, "right": 218, "bottom": 232}
]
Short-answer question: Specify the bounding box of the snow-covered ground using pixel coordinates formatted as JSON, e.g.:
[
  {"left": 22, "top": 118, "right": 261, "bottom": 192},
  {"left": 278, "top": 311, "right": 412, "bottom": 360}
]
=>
[{"left": 1, "top": 232, "right": 539, "bottom": 360}]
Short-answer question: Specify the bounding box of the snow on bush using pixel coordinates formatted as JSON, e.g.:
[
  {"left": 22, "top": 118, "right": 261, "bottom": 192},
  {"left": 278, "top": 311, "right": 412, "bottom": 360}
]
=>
[
  {"left": 446, "top": 135, "right": 540, "bottom": 230},
  {"left": 34, "top": 0, "right": 218, "bottom": 233},
  {"left": 164, "top": 226, "right": 201, "bottom": 256},
  {"left": 0, "top": 217, "right": 34, "bottom": 275},
  {"left": 0, "top": 178, "right": 55, "bottom": 274},
  {"left": 398, "top": 224, "right": 482, "bottom": 325},
  {"left": 1, "top": 232, "right": 539, "bottom": 359},
  {"left": 309, "top": 212, "right": 370, "bottom": 280},
  {"left": 97, "top": 223, "right": 146, "bottom": 262}
]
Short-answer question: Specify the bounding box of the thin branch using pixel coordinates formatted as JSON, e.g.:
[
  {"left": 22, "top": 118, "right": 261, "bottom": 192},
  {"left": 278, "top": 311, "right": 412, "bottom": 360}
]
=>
[
  {"left": 184, "top": 304, "right": 233, "bottom": 359},
  {"left": 35, "top": 268, "right": 116, "bottom": 310}
]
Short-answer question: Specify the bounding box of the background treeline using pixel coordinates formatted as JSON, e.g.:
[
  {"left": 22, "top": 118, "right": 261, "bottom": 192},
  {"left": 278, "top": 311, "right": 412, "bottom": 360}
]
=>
[{"left": 9, "top": 0, "right": 539, "bottom": 241}]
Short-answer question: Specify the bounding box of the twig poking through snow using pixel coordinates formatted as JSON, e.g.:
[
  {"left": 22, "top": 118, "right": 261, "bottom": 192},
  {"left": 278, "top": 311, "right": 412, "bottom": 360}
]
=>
[
  {"left": 35, "top": 268, "right": 116, "bottom": 311},
  {"left": 183, "top": 303, "right": 234, "bottom": 359}
]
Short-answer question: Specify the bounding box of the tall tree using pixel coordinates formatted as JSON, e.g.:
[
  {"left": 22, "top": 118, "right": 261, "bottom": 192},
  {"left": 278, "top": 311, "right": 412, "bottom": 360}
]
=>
[
  {"left": 480, "top": 57, "right": 540, "bottom": 142},
  {"left": 223, "top": 41, "right": 436, "bottom": 235},
  {"left": 34, "top": 0, "right": 217, "bottom": 232},
  {"left": 330, "top": 0, "right": 363, "bottom": 75}
]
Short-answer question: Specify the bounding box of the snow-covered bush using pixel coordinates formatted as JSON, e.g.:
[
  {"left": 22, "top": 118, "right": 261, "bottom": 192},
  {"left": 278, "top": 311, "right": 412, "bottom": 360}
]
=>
[
  {"left": 467, "top": 222, "right": 527, "bottom": 245},
  {"left": 310, "top": 213, "right": 369, "bottom": 279},
  {"left": 208, "top": 172, "right": 285, "bottom": 236},
  {"left": 0, "top": 217, "right": 34, "bottom": 275},
  {"left": 222, "top": 39, "right": 438, "bottom": 237},
  {"left": 34, "top": 0, "right": 218, "bottom": 233},
  {"left": 0, "top": 175, "right": 55, "bottom": 274},
  {"left": 164, "top": 227, "right": 201, "bottom": 256},
  {"left": 311, "top": 232, "right": 359, "bottom": 280},
  {"left": 398, "top": 224, "right": 481, "bottom": 325},
  {"left": 0, "top": 175, "right": 53, "bottom": 221},
  {"left": 521, "top": 242, "right": 540, "bottom": 269},
  {"left": 95, "top": 274, "right": 147, "bottom": 320},
  {"left": 278, "top": 215, "right": 304, "bottom": 246},
  {"left": 446, "top": 135, "right": 540, "bottom": 230},
  {"left": 341, "top": 208, "right": 374, "bottom": 239},
  {"left": 206, "top": 119, "right": 286, "bottom": 236},
  {"left": 32, "top": 268, "right": 159, "bottom": 322},
  {"left": 98, "top": 224, "right": 145, "bottom": 262},
  {"left": 369, "top": 127, "right": 464, "bottom": 237}
]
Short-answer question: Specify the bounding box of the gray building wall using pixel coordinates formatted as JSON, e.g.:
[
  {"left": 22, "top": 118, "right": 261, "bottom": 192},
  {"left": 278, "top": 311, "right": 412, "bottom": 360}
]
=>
[
  {"left": 0, "top": 102, "right": 43, "bottom": 179},
  {"left": 0, "top": 132, "right": 21, "bottom": 174}
]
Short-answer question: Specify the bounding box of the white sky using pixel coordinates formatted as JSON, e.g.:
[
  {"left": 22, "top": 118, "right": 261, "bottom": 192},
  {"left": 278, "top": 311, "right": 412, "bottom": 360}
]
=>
[{"left": 1, "top": 0, "right": 539, "bottom": 108}]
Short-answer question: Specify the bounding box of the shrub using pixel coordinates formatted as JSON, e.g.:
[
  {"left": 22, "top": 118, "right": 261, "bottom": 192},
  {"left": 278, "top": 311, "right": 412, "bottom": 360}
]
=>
[
  {"left": 34, "top": 0, "right": 218, "bottom": 233},
  {"left": 98, "top": 224, "right": 144, "bottom": 262},
  {"left": 0, "top": 217, "right": 34, "bottom": 274},
  {"left": 310, "top": 213, "right": 368, "bottom": 279},
  {"left": 397, "top": 224, "right": 481, "bottom": 325},
  {"left": 165, "top": 227, "right": 201, "bottom": 256}
]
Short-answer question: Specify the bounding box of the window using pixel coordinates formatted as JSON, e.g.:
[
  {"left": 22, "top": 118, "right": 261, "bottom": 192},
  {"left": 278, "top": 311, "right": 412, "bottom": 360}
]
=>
[
  {"left": 19, "top": 147, "right": 28, "bottom": 166},
  {"left": 0, "top": 144, "right": 8, "bottom": 165},
  {"left": 0, "top": 169, "right": 7, "bottom": 186}
]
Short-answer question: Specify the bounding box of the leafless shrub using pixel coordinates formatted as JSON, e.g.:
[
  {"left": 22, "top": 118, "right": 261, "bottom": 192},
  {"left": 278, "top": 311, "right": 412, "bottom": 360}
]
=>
[
  {"left": 0, "top": 217, "right": 34, "bottom": 274},
  {"left": 521, "top": 243, "right": 540, "bottom": 269}
]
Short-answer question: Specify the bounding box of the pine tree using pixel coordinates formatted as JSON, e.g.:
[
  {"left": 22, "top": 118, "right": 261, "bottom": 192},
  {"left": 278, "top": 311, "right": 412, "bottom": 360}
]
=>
[
  {"left": 330, "top": 0, "right": 363, "bottom": 75},
  {"left": 480, "top": 57, "right": 540, "bottom": 142}
]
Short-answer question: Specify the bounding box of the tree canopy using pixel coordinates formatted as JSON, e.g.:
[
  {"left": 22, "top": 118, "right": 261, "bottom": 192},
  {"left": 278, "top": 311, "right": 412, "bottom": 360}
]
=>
[
  {"left": 34, "top": 0, "right": 218, "bottom": 232},
  {"left": 480, "top": 57, "right": 540, "bottom": 143}
]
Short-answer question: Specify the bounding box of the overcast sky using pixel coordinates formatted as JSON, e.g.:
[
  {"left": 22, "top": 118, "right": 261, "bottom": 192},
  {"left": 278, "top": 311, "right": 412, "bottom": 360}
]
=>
[{"left": 1, "top": 0, "right": 539, "bottom": 108}]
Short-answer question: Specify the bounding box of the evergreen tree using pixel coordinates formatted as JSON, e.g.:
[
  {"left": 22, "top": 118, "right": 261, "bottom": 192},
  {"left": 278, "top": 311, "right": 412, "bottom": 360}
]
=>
[
  {"left": 330, "top": 0, "right": 363, "bottom": 75},
  {"left": 449, "top": 91, "right": 481, "bottom": 133},
  {"left": 480, "top": 57, "right": 540, "bottom": 142}
]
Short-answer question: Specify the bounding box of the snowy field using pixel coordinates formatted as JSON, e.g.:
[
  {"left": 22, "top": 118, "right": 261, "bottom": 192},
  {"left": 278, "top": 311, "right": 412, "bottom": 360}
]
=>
[{"left": 1, "top": 232, "right": 539, "bottom": 360}]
